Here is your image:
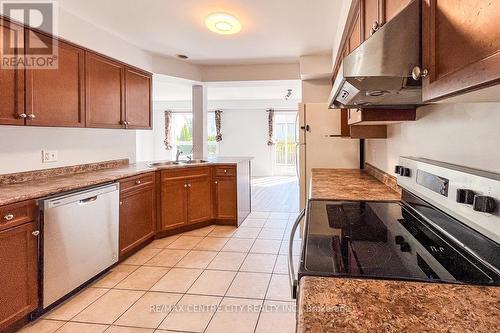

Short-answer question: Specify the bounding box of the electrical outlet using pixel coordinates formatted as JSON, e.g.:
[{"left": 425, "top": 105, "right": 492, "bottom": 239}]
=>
[{"left": 42, "top": 150, "right": 58, "bottom": 163}]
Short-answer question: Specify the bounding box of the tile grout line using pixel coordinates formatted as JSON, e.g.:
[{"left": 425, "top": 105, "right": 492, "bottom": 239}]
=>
[
  {"left": 202, "top": 230, "right": 260, "bottom": 332},
  {"left": 42, "top": 217, "right": 298, "bottom": 332}
]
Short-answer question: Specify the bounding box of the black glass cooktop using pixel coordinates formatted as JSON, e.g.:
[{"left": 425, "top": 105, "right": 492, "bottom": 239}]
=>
[{"left": 300, "top": 192, "right": 500, "bottom": 286}]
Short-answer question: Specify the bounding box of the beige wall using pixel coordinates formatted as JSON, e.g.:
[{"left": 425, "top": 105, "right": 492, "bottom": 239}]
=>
[
  {"left": 365, "top": 103, "right": 500, "bottom": 174},
  {"left": 301, "top": 79, "right": 331, "bottom": 103},
  {"left": 201, "top": 63, "right": 300, "bottom": 82}
]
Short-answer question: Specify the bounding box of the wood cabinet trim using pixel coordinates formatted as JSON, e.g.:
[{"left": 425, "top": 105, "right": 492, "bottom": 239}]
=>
[{"left": 0, "top": 15, "right": 152, "bottom": 76}]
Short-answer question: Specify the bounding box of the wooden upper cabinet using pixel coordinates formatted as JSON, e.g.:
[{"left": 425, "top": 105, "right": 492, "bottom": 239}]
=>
[
  {"left": 361, "top": 0, "right": 380, "bottom": 40},
  {"left": 187, "top": 175, "right": 212, "bottom": 224},
  {"left": 0, "top": 222, "right": 39, "bottom": 331},
  {"left": 348, "top": 10, "right": 362, "bottom": 52},
  {"left": 422, "top": 0, "right": 500, "bottom": 101},
  {"left": 382, "top": 0, "right": 412, "bottom": 23},
  {"left": 85, "top": 52, "right": 124, "bottom": 128},
  {"left": 0, "top": 18, "right": 25, "bottom": 125},
  {"left": 25, "top": 31, "right": 85, "bottom": 127},
  {"left": 124, "top": 67, "right": 152, "bottom": 129}
]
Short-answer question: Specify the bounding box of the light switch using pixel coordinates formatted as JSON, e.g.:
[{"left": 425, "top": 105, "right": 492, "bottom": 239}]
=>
[{"left": 42, "top": 150, "right": 58, "bottom": 163}]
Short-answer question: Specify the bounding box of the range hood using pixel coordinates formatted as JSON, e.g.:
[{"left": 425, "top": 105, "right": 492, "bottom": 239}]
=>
[{"left": 329, "top": 0, "right": 423, "bottom": 109}]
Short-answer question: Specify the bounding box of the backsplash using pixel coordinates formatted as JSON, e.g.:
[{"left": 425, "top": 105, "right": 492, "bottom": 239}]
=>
[
  {"left": 0, "top": 159, "right": 129, "bottom": 185},
  {"left": 364, "top": 162, "right": 400, "bottom": 194}
]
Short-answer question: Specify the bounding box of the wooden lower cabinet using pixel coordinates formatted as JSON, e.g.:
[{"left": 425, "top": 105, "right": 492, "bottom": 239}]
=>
[
  {"left": 160, "top": 177, "right": 188, "bottom": 230},
  {"left": 159, "top": 166, "right": 231, "bottom": 232},
  {"left": 0, "top": 221, "right": 39, "bottom": 331},
  {"left": 214, "top": 177, "right": 237, "bottom": 221},
  {"left": 119, "top": 173, "right": 156, "bottom": 258},
  {"left": 187, "top": 175, "right": 213, "bottom": 224}
]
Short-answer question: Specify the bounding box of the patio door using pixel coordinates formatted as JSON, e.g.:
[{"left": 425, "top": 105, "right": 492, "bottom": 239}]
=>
[{"left": 274, "top": 112, "right": 297, "bottom": 175}]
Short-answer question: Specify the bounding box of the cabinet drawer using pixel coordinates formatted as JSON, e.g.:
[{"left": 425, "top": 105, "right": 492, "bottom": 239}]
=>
[
  {"left": 120, "top": 173, "right": 154, "bottom": 193},
  {"left": 0, "top": 200, "right": 37, "bottom": 231},
  {"left": 161, "top": 167, "right": 211, "bottom": 181},
  {"left": 215, "top": 166, "right": 236, "bottom": 177}
]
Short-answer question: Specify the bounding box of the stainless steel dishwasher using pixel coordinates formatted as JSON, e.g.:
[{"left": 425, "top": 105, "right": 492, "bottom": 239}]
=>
[{"left": 41, "top": 183, "right": 120, "bottom": 309}]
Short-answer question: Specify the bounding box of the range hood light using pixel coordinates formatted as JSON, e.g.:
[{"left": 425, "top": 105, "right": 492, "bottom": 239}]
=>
[{"left": 366, "top": 90, "right": 389, "bottom": 97}]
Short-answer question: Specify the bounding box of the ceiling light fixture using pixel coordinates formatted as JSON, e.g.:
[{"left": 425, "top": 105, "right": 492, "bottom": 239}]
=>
[{"left": 205, "top": 12, "right": 241, "bottom": 35}]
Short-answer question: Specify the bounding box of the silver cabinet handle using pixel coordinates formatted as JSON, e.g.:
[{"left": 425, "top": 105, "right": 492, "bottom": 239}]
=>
[
  {"left": 119, "top": 201, "right": 123, "bottom": 206},
  {"left": 412, "top": 66, "right": 429, "bottom": 80},
  {"left": 32, "top": 230, "right": 40, "bottom": 236},
  {"left": 4, "top": 213, "right": 14, "bottom": 221},
  {"left": 135, "top": 180, "right": 141, "bottom": 185},
  {"left": 215, "top": 181, "right": 218, "bottom": 185},
  {"left": 27, "top": 114, "right": 36, "bottom": 120},
  {"left": 224, "top": 169, "right": 227, "bottom": 173},
  {"left": 288, "top": 209, "right": 305, "bottom": 299},
  {"left": 188, "top": 183, "right": 192, "bottom": 188},
  {"left": 184, "top": 184, "right": 188, "bottom": 188},
  {"left": 18, "top": 113, "right": 27, "bottom": 119}
]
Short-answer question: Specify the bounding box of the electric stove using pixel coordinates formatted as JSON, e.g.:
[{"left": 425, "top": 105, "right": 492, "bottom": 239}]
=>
[{"left": 289, "top": 158, "right": 500, "bottom": 298}]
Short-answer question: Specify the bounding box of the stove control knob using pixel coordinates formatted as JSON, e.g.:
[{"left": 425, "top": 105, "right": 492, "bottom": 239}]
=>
[
  {"left": 399, "top": 167, "right": 411, "bottom": 177},
  {"left": 395, "top": 165, "right": 402, "bottom": 174},
  {"left": 473, "top": 195, "right": 497, "bottom": 213},
  {"left": 456, "top": 189, "right": 475, "bottom": 205},
  {"left": 395, "top": 235, "right": 405, "bottom": 244},
  {"left": 400, "top": 242, "right": 411, "bottom": 253}
]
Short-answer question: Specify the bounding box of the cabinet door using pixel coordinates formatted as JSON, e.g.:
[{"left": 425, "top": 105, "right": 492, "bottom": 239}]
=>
[
  {"left": 0, "top": 222, "right": 39, "bottom": 330},
  {"left": 161, "top": 178, "right": 187, "bottom": 230},
  {"left": 119, "top": 184, "right": 155, "bottom": 258},
  {"left": 125, "top": 67, "right": 152, "bottom": 129},
  {"left": 187, "top": 176, "right": 213, "bottom": 224},
  {"left": 382, "top": 0, "right": 411, "bottom": 23},
  {"left": 422, "top": 0, "right": 500, "bottom": 101},
  {"left": 215, "top": 177, "right": 237, "bottom": 220},
  {"left": 0, "top": 18, "right": 25, "bottom": 125},
  {"left": 361, "top": 0, "right": 380, "bottom": 40},
  {"left": 85, "top": 52, "right": 124, "bottom": 128},
  {"left": 348, "top": 10, "right": 362, "bottom": 52},
  {"left": 25, "top": 32, "right": 85, "bottom": 127}
]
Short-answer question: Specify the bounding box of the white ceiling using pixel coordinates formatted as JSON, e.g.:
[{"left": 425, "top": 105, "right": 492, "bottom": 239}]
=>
[
  {"left": 153, "top": 75, "right": 302, "bottom": 101},
  {"left": 58, "top": 0, "right": 341, "bottom": 65}
]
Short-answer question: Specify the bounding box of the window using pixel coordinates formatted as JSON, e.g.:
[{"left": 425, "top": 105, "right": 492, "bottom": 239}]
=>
[
  {"left": 274, "top": 112, "right": 297, "bottom": 175},
  {"left": 172, "top": 113, "right": 193, "bottom": 159},
  {"left": 207, "top": 112, "right": 217, "bottom": 156},
  {"left": 171, "top": 112, "right": 218, "bottom": 159}
]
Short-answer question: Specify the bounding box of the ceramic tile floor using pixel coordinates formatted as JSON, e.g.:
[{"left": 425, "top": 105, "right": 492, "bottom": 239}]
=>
[{"left": 19, "top": 211, "right": 302, "bottom": 333}]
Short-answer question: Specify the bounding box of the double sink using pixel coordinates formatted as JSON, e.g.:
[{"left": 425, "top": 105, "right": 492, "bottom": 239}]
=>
[{"left": 147, "top": 160, "right": 208, "bottom": 167}]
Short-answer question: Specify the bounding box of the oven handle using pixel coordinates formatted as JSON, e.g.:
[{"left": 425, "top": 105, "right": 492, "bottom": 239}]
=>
[{"left": 288, "top": 209, "right": 305, "bottom": 299}]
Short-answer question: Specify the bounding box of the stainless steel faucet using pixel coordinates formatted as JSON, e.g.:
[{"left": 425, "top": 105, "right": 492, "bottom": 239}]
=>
[{"left": 176, "top": 149, "right": 183, "bottom": 162}]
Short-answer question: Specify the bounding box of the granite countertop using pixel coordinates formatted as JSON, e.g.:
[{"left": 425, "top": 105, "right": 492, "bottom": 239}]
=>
[
  {"left": 298, "top": 276, "right": 500, "bottom": 333},
  {"left": 310, "top": 168, "right": 401, "bottom": 201},
  {"left": 0, "top": 157, "right": 253, "bottom": 206}
]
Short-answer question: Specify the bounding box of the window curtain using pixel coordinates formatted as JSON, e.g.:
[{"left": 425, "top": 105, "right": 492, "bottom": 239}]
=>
[
  {"left": 215, "top": 109, "right": 223, "bottom": 142},
  {"left": 267, "top": 109, "right": 275, "bottom": 146},
  {"left": 164, "top": 110, "right": 173, "bottom": 150}
]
